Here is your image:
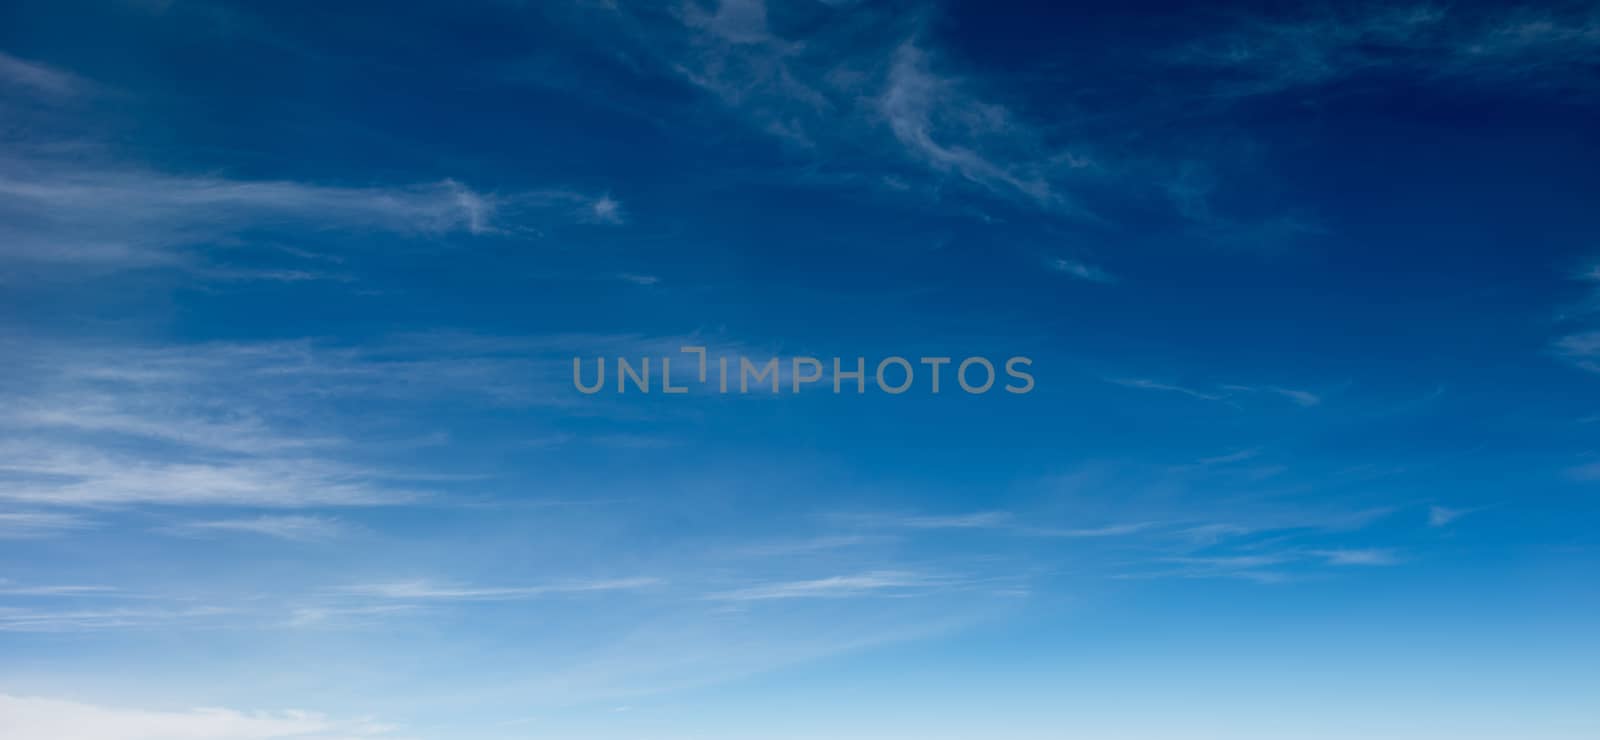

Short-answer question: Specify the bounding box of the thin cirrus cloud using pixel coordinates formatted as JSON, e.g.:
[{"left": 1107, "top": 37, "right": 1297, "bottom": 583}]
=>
[
  {"left": 1555, "top": 330, "right": 1600, "bottom": 372},
  {"left": 1428, "top": 505, "right": 1472, "bottom": 527},
  {"left": 0, "top": 694, "right": 398, "bottom": 740},
  {"left": 0, "top": 439, "right": 418, "bottom": 508},
  {"left": 595, "top": 0, "right": 1099, "bottom": 217},
  {"left": 616, "top": 272, "right": 660, "bottom": 285},
  {"left": 841, "top": 510, "right": 1156, "bottom": 540},
  {"left": 878, "top": 40, "right": 1077, "bottom": 210},
  {"left": 1131, "top": 546, "right": 1403, "bottom": 582},
  {"left": 1311, "top": 548, "right": 1402, "bottom": 566},
  {"left": 1021, "top": 522, "right": 1159, "bottom": 538},
  {"left": 171, "top": 515, "right": 345, "bottom": 541},
  {"left": 0, "top": 581, "right": 116, "bottom": 597},
  {"left": 0, "top": 605, "right": 232, "bottom": 633},
  {"left": 334, "top": 578, "right": 663, "bottom": 602},
  {"left": 1175, "top": 4, "right": 1600, "bottom": 98},
  {"left": 0, "top": 52, "right": 621, "bottom": 272},
  {"left": 894, "top": 511, "right": 1014, "bottom": 530},
  {"left": 0, "top": 511, "right": 96, "bottom": 538},
  {"left": 0, "top": 167, "right": 621, "bottom": 269},
  {"left": 1110, "top": 377, "right": 1322, "bottom": 406},
  {"left": 1196, "top": 448, "right": 1263, "bottom": 466},
  {"left": 1047, "top": 257, "right": 1116, "bottom": 283},
  {"left": 0, "top": 51, "right": 82, "bottom": 96},
  {"left": 0, "top": 332, "right": 711, "bottom": 510},
  {"left": 1108, "top": 378, "right": 1228, "bottom": 402},
  {"left": 706, "top": 570, "right": 949, "bottom": 602},
  {"left": 1222, "top": 383, "right": 1324, "bottom": 407}
]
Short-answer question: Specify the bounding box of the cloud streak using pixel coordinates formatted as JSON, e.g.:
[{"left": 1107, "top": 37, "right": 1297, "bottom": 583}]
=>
[
  {"left": 0, "top": 694, "right": 397, "bottom": 739},
  {"left": 0, "top": 51, "right": 82, "bottom": 97},
  {"left": 707, "top": 570, "right": 948, "bottom": 602},
  {"left": 335, "top": 577, "right": 662, "bottom": 601},
  {"left": 172, "top": 515, "right": 345, "bottom": 541},
  {"left": 0, "top": 165, "right": 620, "bottom": 268},
  {"left": 1177, "top": 4, "right": 1600, "bottom": 98}
]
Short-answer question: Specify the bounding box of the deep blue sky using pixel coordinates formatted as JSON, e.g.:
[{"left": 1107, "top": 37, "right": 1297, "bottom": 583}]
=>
[{"left": 1, "top": 1, "right": 1599, "bottom": 738}]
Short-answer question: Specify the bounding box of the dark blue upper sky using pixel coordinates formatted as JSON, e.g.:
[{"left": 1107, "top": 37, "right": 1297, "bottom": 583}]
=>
[{"left": 1, "top": 1, "right": 1598, "bottom": 738}]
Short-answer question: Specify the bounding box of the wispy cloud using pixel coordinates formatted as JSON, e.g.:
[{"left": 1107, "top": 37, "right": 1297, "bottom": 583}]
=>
[
  {"left": 1223, "top": 384, "right": 1323, "bottom": 407},
  {"left": 0, "top": 694, "right": 397, "bottom": 739},
  {"left": 0, "top": 511, "right": 95, "bottom": 538},
  {"left": 1109, "top": 378, "right": 1321, "bottom": 406},
  {"left": 586, "top": 1, "right": 1102, "bottom": 217},
  {"left": 1130, "top": 553, "right": 1298, "bottom": 584},
  {"left": 589, "top": 193, "right": 625, "bottom": 224},
  {"left": 335, "top": 577, "right": 662, "bottom": 602},
  {"left": 0, "top": 51, "right": 82, "bottom": 96},
  {"left": 1555, "top": 330, "right": 1600, "bottom": 372},
  {"left": 1047, "top": 257, "right": 1115, "bottom": 283},
  {"left": 0, "top": 165, "right": 620, "bottom": 269},
  {"left": 733, "top": 534, "right": 879, "bottom": 557},
  {"left": 1128, "top": 543, "right": 1402, "bottom": 582},
  {"left": 707, "top": 570, "right": 947, "bottom": 602},
  {"left": 1021, "top": 522, "right": 1157, "bottom": 538},
  {"left": 1197, "top": 448, "right": 1262, "bottom": 466},
  {"left": 879, "top": 41, "right": 1069, "bottom": 209},
  {"left": 1311, "top": 548, "right": 1402, "bottom": 566},
  {"left": 895, "top": 511, "right": 1013, "bottom": 530},
  {"left": 1177, "top": 5, "right": 1600, "bottom": 98},
  {"left": 285, "top": 603, "right": 422, "bottom": 628},
  {"left": 0, "top": 605, "right": 232, "bottom": 632},
  {"left": 0, "top": 332, "right": 706, "bottom": 509},
  {"left": 836, "top": 508, "right": 1156, "bottom": 541},
  {"left": 0, "top": 581, "right": 116, "bottom": 597},
  {"left": 1108, "top": 378, "right": 1226, "bottom": 401},
  {"left": 0, "top": 441, "right": 417, "bottom": 508},
  {"left": 171, "top": 515, "right": 344, "bottom": 541},
  {"left": 0, "top": 50, "right": 619, "bottom": 274},
  {"left": 1428, "top": 505, "right": 1471, "bottom": 527}
]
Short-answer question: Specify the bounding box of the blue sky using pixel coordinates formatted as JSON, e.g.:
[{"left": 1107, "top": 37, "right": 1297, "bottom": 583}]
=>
[{"left": 2, "top": 0, "right": 1599, "bottom": 738}]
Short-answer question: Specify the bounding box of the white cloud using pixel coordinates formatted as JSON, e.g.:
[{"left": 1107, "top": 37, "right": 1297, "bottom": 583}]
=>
[
  {"left": 603, "top": 2, "right": 1100, "bottom": 214},
  {"left": 1267, "top": 387, "right": 1323, "bottom": 407},
  {"left": 879, "top": 41, "right": 1060, "bottom": 207},
  {"left": 589, "top": 194, "right": 624, "bottom": 224},
  {"left": 0, "top": 167, "right": 566, "bottom": 267},
  {"left": 1197, "top": 448, "right": 1261, "bottom": 465},
  {"left": 0, "top": 333, "right": 699, "bottom": 509},
  {"left": 1311, "top": 548, "right": 1401, "bottom": 566},
  {"left": 0, "top": 51, "right": 81, "bottom": 96},
  {"left": 0, "top": 605, "right": 231, "bottom": 633},
  {"left": 1108, "top": 378, "right": 1226, "bottom": 401},
  {"left": 0, "top": 511, "right": 95, "bottom": 538},
  {"left": 0, "top": 694, "right": 396, "bottom": 739},
  {"left": 1048, "top": 257, "right": 1115, "bottom": 283},
  {"left": 1566, "top": 461, "right": 1600, "bottom": 481},
  {"left": 284, "top": 604, "right": 420, "bottom": 628},
  {"left": 896, "top": 511, "right": 1012, "bottom": 530},
  {"left": 707, "top": 570, "right": 945, "bottom": 601},
  {"left": 1110, "top": 379, "right": 1321, "bottom": 406},
  {"left": 1223, "top": 384, "right": 1322, "bottom": 407},
  {"left": 1022, "top": 522, "right": 1156, "bottom": 538},
  {"left": 1178, "top": 5, "right": 1600, "bottom": 98},
  {"left": 335, "top": 577, "right": 661, "bottom": 601},
  {"left": 1131, "top": 554, "right": 1297, "bottom": 584},
  {"left": 1428, "top": 505, "right": 1470, "bottom": 527},
  {"left": 1556, "top": 330, "right": 1600, "bottom": 372},
  {"left": 0, "top": 581, "right": 115, "bottom": 596},
  {"left": 616, "top": 272, "right": 659, "bottom": 285},
  {"left": 0, "top": 442, "right": 414, "bottom": 508},
  {"left": 173, "top": 516, "right": 344, "bottom": 541}
]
